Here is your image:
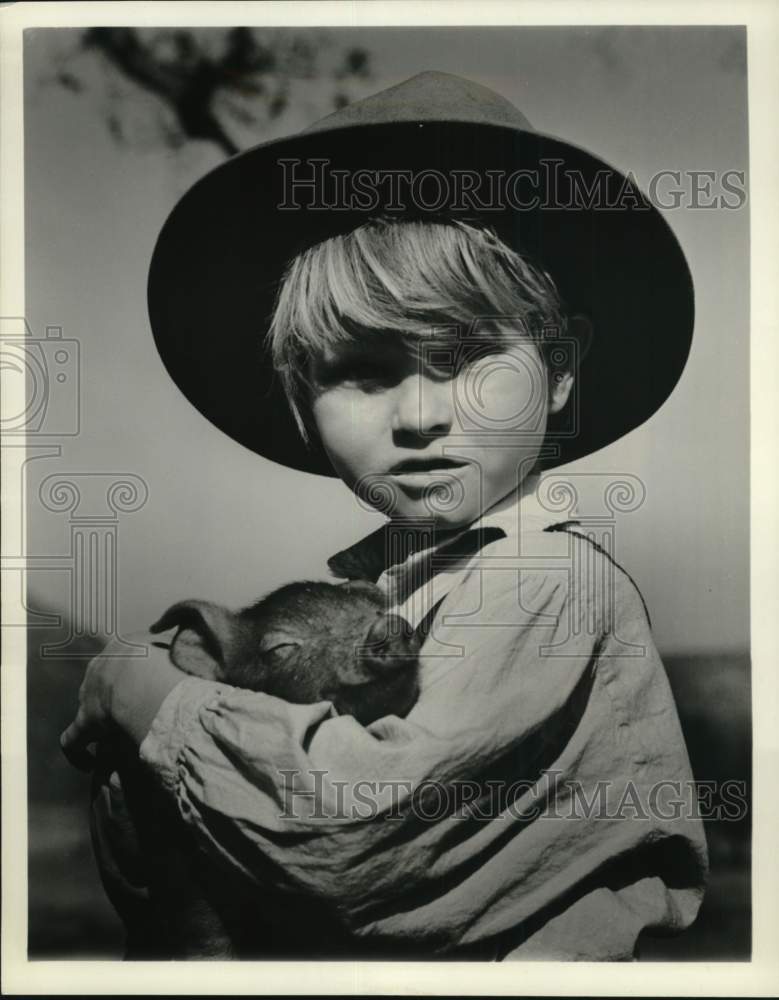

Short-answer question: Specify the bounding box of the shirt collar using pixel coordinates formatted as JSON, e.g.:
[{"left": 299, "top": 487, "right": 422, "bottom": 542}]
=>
[{"left": 327, "top": 473, "right": 578, "bottom": 582}]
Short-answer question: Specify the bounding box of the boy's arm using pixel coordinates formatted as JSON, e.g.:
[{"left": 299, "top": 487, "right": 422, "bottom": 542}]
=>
[
  {"left": 127, "top": 550, "right": 708, "bottom": 956},
  {"left": 60, "top": 633, "right": 189, "bottom": 770}
]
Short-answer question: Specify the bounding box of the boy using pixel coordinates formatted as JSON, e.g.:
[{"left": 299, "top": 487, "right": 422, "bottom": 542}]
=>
[{"left": 62, "top": 71, "right": 707, "bottom": 960}]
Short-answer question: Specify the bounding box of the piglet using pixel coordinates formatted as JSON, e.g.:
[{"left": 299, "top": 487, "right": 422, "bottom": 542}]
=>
[
  {"left": 150, "top": 580, "right": 421, "bottom": 724},
  {"left": 92, "top": 580, "right": 421, "bottom": 959}
]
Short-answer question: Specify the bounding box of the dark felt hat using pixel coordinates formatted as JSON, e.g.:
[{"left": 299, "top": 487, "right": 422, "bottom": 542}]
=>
[{"left": 147, "top": 71, "right": 694, "bottom": 476}]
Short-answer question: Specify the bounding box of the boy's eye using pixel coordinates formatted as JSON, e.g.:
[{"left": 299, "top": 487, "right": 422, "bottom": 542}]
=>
[
  {"left": 423, "top": 343, "right": 504, "bottom": 378},
  {"left": 341, "top": 360, "right": 391, "bottom": 382},
  {"left": 313, "top": 354, "right": 403, "bottom": 389},
  {"left": 456, "top": 342, "right": 509, "bottom": 371},
  {"left": 311, "top": 337, "right": 508, "bottom": 391}
]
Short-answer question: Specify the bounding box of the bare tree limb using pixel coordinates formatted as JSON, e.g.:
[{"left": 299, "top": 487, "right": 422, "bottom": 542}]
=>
[
  {"left": 56, "top": 27, "right": 373, "bottom": 157},
  {"left": 85, "top": 28, "right": 240, "bottom": 155}
]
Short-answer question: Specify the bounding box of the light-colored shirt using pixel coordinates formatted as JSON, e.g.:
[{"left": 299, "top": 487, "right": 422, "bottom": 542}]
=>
[{"left": 136, "top": 475, "right": 708, "bottom": 960}]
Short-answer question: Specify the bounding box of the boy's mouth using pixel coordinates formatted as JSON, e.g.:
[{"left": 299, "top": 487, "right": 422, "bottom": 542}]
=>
[{"left": 387, "top": 457, "right": 469, "bottom": 476}]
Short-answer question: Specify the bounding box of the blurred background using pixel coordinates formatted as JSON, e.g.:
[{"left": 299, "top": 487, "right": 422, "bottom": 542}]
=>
[{"left": 19, "top": 25, "right": 749, "bottom": 959}]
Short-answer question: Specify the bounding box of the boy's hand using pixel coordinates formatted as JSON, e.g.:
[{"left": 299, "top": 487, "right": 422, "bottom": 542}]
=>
[
  {"left": 60, "top": 632, "right": 186, "bottom": 771},
  {"left": 60, "top": 636, "right": 127, "bottom": 771}
]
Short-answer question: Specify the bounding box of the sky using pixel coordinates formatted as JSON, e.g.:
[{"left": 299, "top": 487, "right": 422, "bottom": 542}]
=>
[{"left": 21, "top": 25, "right": 749, "bottom": 654}]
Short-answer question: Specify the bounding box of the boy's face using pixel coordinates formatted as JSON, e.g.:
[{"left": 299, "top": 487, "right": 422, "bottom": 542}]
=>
[{"left": 309, "top": 332, "right": 572, "bottom": 529}]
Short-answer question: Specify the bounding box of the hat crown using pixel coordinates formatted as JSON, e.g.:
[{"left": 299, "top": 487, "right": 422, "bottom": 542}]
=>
[{"left": 302, "top": 70, "right": 535, "bottom": 134}]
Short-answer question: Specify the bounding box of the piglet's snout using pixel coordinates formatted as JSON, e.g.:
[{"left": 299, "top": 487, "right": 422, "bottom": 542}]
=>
[{"left": 360, "top": 613, "right": 421, "bottom": 672}]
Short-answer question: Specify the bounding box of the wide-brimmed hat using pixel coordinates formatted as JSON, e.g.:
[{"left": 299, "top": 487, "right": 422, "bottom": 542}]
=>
[{"left": 147, "top": 71, "right": 694, "bottom": 476}]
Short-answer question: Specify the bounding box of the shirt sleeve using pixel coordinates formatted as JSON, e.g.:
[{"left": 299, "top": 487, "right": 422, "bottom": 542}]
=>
[{"left": 139, "top": 534, "right": 708, "bottom": 958}]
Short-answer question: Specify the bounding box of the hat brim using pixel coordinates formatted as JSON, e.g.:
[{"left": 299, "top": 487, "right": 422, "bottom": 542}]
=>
[{"left": 148, "top": 120, "right": 694, "bottom": 476}]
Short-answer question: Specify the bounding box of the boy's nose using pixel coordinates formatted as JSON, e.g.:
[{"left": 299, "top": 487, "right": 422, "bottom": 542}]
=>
[{"left": 390, "top": 374, "right": 454, "bottom": 438}]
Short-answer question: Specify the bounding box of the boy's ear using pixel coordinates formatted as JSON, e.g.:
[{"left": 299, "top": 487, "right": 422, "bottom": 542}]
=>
[
  {"left": 548, "top": 370, "right": 575, "bottom": 415},
  {"left": 547, "top": 314, "right": 592, "bottom": 415}
]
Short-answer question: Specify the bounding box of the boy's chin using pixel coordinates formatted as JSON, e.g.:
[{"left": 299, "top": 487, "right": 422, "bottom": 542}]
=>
[{"left": 389, "top": 498, "right": 482, "bottom": 532}]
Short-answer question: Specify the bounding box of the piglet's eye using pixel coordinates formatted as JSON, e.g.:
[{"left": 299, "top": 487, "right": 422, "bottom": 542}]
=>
[{"left": 262, "top": 639, "right": 302, "bottom": 661}]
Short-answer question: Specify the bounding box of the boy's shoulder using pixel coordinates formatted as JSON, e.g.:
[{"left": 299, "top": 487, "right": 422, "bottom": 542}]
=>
[
  {"left": 468, "top": 520, "right": 653, "bottom": 636},
  {"left": 413, "top": 521, "right": 664, "bottom": 721}
]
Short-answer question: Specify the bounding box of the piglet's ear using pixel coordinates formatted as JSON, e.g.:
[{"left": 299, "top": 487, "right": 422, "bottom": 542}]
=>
[
  {"left": 150, "top": 599, "right": 237, "bottom": 679},
  {"left": 363, "top": 613, "right": 422, "bottom": 670}
]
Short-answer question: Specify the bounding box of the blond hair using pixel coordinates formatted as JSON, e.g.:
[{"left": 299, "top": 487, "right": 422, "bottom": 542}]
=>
[{"left": 268, "top": 217, "right": 567, "bottom": 440}]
